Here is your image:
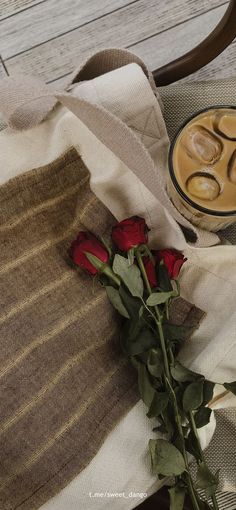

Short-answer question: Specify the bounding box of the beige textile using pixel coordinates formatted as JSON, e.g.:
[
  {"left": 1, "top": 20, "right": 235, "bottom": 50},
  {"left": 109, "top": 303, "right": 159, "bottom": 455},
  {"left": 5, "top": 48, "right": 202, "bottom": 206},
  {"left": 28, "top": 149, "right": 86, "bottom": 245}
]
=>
[
  {"left": 0, "top": 49, "right": 236, "bottom": 510},
  {"left": 0, "top": 49, "right": 219, "bottom": 249}
]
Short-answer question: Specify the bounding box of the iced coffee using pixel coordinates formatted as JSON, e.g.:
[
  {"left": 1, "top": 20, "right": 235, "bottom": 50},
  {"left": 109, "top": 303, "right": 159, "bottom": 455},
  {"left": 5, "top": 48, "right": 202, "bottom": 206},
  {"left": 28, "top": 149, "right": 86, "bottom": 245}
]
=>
[{"left": 169, "top": 107, "right": 236, "bottom": 230}]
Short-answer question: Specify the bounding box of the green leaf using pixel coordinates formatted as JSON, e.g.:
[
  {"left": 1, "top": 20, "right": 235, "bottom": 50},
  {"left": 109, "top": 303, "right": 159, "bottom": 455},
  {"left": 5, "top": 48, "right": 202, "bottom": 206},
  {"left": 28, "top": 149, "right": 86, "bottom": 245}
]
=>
[
  {"left": 119, "top": 285, "right": 141, "bottom": 320},
  {"left": 138, "top": 364, "right": 155, "bottom": 407},
  {"left": 106, "top": 286, "right": 129, "bottom": 318},
  {"left": 183, "top": 380, "right": 204, "bottom": 412},
  {"left": 146, "top": 291, "right": 173, "bottom": 306},
  {"left": 163, "top": 323, "right": 194, "bottom": 342},
  {"left": 123, "top": 327, "right": 157, "bottom": 356},
  {"left": 147, "top": 348, "right": 163, "bottom": 377},
  {"left": 153, "top": 423, "right": 167, "bottom": 434},
  {"left": 203, "top": 380, "right": 215, "bottom": 405},
  {"left": 139, "top": 306, "right": 144, "bottom": 318},
  {"left": 168, "top": 486, "right": 185, "bottom": 510},
  {"left": 224, "top": 381, "right": 236, "bottom": 395},
  {"left": 149, "top": 439, "right": 186, "bottom": 476},
  {"left": 147, "top": 391, "right": 169, "bottom": 418},
  {"left": 194, "top": 407, "right": 212, "bottom": 429},
  {"left": 185, "top": 431, "right": 203, "bottom": 462},
  {"left": 161, "top": 406, "right": 175, "bottom": 437},
  {"left": 113, "top": 254, "right": 143, "bottom": 297},
  {"left": 158, "top": 264, "right": 173, "bottom": 292},
  {"left": 120, "top": 321, "right": 140, "bottom": 354},
  {"left": 171, "top": 361, "right": 199, "bottom": 383},
  {"left": 174, "top": 386, "right": 185, "bottom": 413},
  {"left": 196, "top": 462, "right": 220, "bottom": 497}
]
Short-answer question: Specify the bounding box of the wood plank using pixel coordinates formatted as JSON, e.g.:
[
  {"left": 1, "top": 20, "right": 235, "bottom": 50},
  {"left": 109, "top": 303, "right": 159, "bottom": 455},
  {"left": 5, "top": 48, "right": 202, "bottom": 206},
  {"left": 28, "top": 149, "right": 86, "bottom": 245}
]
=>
[
  {"left": 0, "top": 59, "right": 8, "bottom": 130},
  {"left": 0, "top": 1, "right": 44, "bottom": 21},
  {"left": 131, "top": 5, "right": 232, "bottom": 80},
  {"left": 183, "top": 40, "right": 236, "bottom": 82},
  {"left": 0, "top": 63, "right": 6, "bottom": 80},
  {"left": 129, "top": 3, "right": 235, "bottom": 82},
  {"left": 0, "top": 0, "right": 135, "bottom": 58},
  {"left": 5, "top": 0, "right": 223, "bottom": 83},
  {"left": 0, "top": 55, "right": 9, "bottom": 79}
]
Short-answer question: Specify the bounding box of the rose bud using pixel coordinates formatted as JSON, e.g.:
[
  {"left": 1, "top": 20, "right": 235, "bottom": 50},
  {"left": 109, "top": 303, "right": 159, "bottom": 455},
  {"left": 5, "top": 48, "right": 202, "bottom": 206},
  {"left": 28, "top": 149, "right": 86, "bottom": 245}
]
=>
[
  {"left": 143, "top": 257, "right": 158, "bottom": 288},
  {"left": 156, "top": 249, "right": 186, "bottom": 279},
  {"left": 112, "top": 216, "right": 148, "bottom": 251},
  {"left": 69, "top": 232, "right": 109, "bottom": 275}
]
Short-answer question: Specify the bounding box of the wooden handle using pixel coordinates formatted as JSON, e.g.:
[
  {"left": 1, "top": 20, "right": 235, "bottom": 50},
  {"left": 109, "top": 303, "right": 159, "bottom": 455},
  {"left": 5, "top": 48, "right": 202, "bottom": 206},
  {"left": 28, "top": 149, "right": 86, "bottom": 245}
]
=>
[{"left": 153, "top": 0, "right": 236, "bottom": 86}]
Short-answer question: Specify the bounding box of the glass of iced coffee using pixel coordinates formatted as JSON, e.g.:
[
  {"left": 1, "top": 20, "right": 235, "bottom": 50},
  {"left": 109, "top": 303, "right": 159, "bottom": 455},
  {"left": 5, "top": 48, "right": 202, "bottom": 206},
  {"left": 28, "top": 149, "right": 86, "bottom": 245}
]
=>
[{"left": 168, "top": 106, "right": 236, "bottom": 231}]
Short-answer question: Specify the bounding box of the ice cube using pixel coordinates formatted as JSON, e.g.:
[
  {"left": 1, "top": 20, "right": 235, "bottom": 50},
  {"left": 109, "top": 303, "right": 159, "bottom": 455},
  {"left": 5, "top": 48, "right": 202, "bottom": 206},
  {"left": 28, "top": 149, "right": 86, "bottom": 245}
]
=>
[
  {"left": 182, "top": 125, "right": 222, "bottom": 164},
  {"left": 186, "top": 173, "right": 220, "bottom": 201},
  {"left": 214, "top": 112, "right": 236, "bottom": 140}
]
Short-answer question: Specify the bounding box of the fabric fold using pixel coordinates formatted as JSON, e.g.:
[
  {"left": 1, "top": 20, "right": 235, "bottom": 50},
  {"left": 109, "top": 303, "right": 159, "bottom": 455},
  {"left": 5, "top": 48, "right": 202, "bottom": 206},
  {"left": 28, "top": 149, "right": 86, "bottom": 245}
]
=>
[{"left": 0, "top": 48, "right": 236, "bottom": 509}]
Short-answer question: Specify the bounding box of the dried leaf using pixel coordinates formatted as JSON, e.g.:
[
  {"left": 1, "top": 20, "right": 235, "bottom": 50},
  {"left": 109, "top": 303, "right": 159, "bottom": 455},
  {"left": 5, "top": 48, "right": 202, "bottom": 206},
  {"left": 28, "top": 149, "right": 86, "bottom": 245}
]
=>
[
  {"left": 171, "top": 361, "right": 200, "bottom": 383},
  {"left": 147, "top": 391, "right": 169, "bottom": 418},
  {"left": 123, "top": 327, "right": 157, "bottom": 356},
  {"left": 147, "top": 348, "right": 163, "bottom": 377},
  {"left": 203, "top": 380, "right": 215, "bottom": 405},
  {"left": 169, "top": 486, "right": 185, "bottom": 510},
  {"left": 138, "top": 364, "right": 155, "bottom": 407},
  {"left": 194, "top": 407, "right": 212, "bottom": 429},
  {"left": 183, "top": 380, "right": 204, "bottom": 412},
  {"left": 224, "top": 381, "right": 236, "bottom": 395},
  {"left": 158, "top": 264, "right": 173, "bottom": 292},
  {"left": 119, "top": 285, "right": 141, "bottom": 320},
  {"left": 113, "top": 254, "right": 143, "bottom": 297},
  {"left": 106, "top": 286, "right": 129, "bottom": 318},
  {"left": 196, "top": 462, "right": 220, "bottom": 498},
  {"left": 149, "top": 439, "right": 186, "bottom": 476},
  {"left": 146, "top": 291, "right": 173, "bottom": 306}
]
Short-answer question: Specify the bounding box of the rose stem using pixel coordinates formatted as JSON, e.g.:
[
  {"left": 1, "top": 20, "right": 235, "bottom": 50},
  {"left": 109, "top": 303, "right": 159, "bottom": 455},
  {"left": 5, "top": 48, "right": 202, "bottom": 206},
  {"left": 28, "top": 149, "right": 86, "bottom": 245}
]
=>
[
  {"left": 135, "top": 247, "right": 201, "bottom": 510},
  {"left": 103, "top": 266, "right": 120, "bottom": 287},
  {"left": 189, "top": 412, "right": 219, "bottom": 510},
  {"left": 135, "top": 249, "right": 170, "bottom": 378}
]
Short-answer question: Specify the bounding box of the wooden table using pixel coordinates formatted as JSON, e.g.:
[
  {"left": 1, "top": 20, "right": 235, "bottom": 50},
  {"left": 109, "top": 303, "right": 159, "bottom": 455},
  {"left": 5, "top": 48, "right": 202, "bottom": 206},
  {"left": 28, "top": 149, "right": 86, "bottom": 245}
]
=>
[{"left": 0, "top": 0, "right": 234, "bottom": 85}]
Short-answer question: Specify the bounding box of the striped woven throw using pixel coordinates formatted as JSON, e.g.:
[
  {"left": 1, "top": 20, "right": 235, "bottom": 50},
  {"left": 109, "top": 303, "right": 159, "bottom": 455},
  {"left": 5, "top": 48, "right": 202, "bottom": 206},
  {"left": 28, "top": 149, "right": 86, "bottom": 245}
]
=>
[
  {"left": 0, "top": 148, "right": 140, "bottom": 510},
  {"left": 0, "top": 147, "right": 206, "bottom": 510}
]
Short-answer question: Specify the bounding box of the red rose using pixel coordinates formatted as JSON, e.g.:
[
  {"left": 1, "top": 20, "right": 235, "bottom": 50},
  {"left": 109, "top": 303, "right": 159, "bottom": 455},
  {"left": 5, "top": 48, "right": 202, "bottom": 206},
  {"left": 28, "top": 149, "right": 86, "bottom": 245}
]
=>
[
  {"left": 143, "top": 257, "right": 158, "bottom": 288},
  {"left": 156, "top": 249, "right": 186, "bottom": 279},
  {"left": 112, "top": 216, "right": 148, "bottom": 251},
  {"left": 69, "top": 232, "right": 109, "bottom": 275}
]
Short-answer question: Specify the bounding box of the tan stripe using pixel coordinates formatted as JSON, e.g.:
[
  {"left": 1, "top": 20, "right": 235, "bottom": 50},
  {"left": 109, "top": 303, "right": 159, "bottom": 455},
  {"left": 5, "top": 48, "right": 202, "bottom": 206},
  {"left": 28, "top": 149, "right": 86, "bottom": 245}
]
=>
[
  {"left": 0, "top": 329, "right": 115, "bottom": 436},
  {"left": 0, "top": 360, "right": 126, "bottom": 491},
  {"left": 0, "top": 176, "right": 89, "bottom": 232},
  {"left": 0, "top": 272, "right": 73, "bottom": 326},
  {"left": 0, "top": 194, "right": 97, "bottom": 276},
  {"left": 0, "top": 292, "right": 106, "bottom": 380},
  {"left": 0, "top": 226, "right": 74, "bottom": 276},
  {"left": 77, "top": 193, "right": 97, "bottom": 221}
]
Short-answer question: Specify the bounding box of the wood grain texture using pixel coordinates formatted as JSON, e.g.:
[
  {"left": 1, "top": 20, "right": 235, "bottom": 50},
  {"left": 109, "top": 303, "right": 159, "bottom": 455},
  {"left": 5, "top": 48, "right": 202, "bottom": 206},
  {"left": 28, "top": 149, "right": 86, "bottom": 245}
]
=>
[
  {"left": 3, "top": 0, "right": 225, "bottom": 83},
  {"left": 0, "top": 62, "right": 6, "bottom": 80},
  {"left": 0, "top": 0, "right": 44, "bottom": 21},
  {"left": 131, "top": 3, "right": 235, "bottom": 82},
  {"left": 0, "top": 0, "right": 136, "bottom": 58}
]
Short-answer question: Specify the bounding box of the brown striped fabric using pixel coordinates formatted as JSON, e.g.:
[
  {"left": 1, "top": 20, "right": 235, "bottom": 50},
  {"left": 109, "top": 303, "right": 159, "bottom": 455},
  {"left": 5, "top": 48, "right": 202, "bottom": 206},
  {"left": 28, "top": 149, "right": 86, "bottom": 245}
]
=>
[
  {"left": 0, "top": 148, "right": 204, "bottom": 510},
  {"left": 0, "top": 148, "right": 139, "bottom": 510}
]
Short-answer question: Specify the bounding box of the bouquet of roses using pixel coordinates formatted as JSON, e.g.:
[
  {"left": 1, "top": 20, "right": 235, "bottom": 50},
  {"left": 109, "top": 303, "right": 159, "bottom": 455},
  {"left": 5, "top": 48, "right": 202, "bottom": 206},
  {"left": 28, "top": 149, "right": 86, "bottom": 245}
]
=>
[{"left": 69, "top": 216, "right": 236, "bottom": 510}]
